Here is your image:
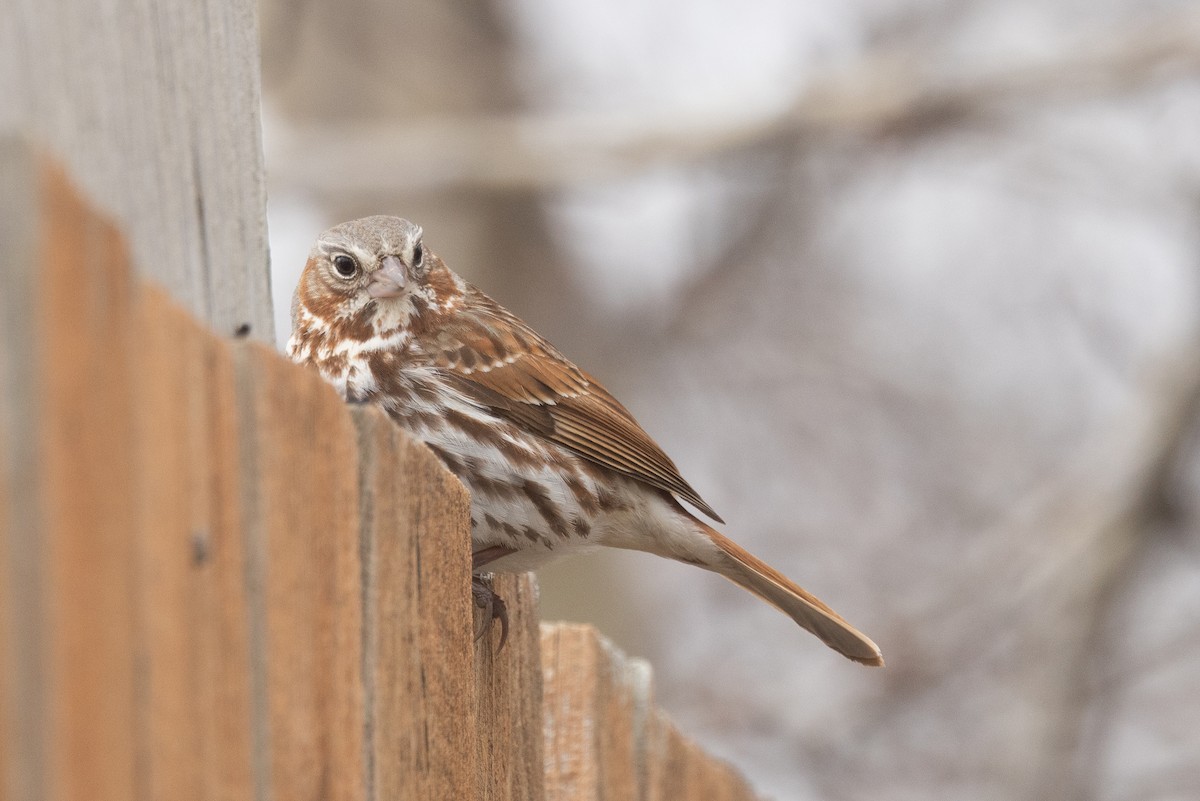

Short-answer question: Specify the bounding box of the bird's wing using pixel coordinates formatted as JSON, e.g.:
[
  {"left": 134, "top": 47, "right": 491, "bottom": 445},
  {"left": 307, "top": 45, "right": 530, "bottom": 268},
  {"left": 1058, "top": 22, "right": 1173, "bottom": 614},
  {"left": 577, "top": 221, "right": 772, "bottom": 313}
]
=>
[{"left": 426, "top": 287, "right": 723, "bottom": 523}]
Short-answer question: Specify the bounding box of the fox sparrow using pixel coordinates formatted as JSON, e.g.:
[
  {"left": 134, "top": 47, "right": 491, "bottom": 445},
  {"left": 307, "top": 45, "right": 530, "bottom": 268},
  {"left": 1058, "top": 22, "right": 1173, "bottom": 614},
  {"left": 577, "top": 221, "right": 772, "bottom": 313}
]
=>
[{"left": 287, "top": 216, "right": 882, "bottom": 665}]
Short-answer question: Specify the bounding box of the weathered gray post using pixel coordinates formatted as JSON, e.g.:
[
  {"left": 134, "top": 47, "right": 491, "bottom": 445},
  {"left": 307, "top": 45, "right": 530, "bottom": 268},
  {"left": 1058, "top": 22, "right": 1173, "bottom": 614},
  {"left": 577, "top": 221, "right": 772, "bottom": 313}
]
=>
[{"left": 0, "top": 0, "right": 273, "bottom": 339}]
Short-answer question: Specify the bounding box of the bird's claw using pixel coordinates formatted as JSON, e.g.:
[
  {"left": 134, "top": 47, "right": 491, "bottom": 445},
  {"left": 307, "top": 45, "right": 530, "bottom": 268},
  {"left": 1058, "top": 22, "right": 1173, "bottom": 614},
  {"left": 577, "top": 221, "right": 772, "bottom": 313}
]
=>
[{"left": 472, "top": 574, "right": 509, "bottom": 652}]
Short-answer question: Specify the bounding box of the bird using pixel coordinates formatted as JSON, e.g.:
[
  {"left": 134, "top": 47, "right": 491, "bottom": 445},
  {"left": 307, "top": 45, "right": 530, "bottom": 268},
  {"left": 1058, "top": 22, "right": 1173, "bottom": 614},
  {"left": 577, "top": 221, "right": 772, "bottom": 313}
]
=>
[{"left": 286, "top": 215, "right": 883, "bottom": 666}]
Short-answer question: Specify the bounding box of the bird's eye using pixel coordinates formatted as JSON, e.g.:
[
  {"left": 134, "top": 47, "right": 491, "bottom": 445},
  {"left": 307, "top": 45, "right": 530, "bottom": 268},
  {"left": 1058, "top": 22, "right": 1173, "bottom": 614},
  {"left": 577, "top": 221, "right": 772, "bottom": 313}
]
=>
[
  {"left": 332, "top": 253, "right": 359, "bottom": 279},
  {"left": 412, "top": 242, "right": 425, "bottom": 269}
]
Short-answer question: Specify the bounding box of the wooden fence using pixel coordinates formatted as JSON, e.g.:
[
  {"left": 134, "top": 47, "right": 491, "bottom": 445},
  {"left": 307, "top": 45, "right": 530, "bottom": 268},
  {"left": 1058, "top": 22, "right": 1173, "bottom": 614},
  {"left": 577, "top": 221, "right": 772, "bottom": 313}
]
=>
[{"left": 0, "top": 146, "right": 765, "bottom": 801}]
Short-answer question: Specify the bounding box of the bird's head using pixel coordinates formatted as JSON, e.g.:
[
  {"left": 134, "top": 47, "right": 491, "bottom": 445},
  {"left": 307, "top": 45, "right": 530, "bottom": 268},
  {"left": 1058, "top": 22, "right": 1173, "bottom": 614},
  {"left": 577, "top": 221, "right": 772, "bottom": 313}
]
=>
[{"left": 291, "top": 215, "right": 460, "bottom": 344}]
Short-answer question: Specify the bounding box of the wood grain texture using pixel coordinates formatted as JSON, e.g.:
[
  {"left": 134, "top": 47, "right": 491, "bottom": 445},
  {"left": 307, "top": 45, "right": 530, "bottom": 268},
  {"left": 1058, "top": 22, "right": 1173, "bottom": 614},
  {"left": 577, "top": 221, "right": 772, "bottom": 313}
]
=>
[
  {"left": 644, "top": 711, "right": 763, "bottom": 801},
  {"left": 136, "top": 287, "right": 203, "bottom": 801},
  {"left": 540, "top": 623, "right": 647, "bottom": 801},
  {"left": 37, "top": 158, "right": 141, "bottom": 801},
  {"left": 235, "top": 343, "right": 365, "bottom": 801},
  {"left": 0, "top": 139, "right": 770, "bottom": 801},
  {"left": 0, "top": 0, "right": 272, "bottom": 340},
  {"left": 475, "top": 573, "right": 546, "bottom": 801},
  {"left": 354, "top": 405, "right": 477, "bottom": 801},
  {"left": 1, "top": 142, "right": 260, "bottom": 801},
  {"left": 203, "top": 318, "right": 262, "bottom": 801},
  {"left": 135, "top": 287, "right": 255, "bottom": 801}
]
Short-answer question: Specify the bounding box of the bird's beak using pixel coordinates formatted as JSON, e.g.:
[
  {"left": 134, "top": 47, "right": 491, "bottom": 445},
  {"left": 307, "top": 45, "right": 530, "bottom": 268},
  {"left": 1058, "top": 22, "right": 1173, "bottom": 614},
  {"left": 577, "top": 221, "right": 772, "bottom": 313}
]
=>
[{"left": 367, "top": 255, "right": 407, "bottom": 299}]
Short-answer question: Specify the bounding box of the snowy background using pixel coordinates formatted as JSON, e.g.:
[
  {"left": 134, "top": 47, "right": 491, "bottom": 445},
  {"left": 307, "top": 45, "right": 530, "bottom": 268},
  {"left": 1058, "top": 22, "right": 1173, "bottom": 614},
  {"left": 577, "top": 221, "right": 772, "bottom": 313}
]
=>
[{"left": 259, "top": 1, "right": 1200, "bottom": 798}]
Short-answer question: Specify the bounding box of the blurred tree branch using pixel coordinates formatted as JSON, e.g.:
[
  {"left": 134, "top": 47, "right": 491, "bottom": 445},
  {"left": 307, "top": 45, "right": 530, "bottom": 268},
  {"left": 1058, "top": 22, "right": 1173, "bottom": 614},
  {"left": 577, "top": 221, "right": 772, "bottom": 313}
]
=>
[{"left": 268, "top": 9, "right": 1200, "bottom": 193}]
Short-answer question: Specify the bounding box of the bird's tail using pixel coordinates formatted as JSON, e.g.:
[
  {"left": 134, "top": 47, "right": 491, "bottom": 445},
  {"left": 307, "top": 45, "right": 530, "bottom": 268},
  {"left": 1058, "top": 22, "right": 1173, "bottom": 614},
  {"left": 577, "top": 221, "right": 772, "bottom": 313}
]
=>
[{"left": 700, "top": 523, "right": 883, "bottom": 667}]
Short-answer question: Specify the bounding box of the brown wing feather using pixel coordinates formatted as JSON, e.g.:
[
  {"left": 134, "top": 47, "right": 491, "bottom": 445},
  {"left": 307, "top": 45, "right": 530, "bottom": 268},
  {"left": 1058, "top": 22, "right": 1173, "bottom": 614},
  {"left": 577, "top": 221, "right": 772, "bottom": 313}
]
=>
[{"left": 426, "top": 287, "right": 724, "bottom": 523}]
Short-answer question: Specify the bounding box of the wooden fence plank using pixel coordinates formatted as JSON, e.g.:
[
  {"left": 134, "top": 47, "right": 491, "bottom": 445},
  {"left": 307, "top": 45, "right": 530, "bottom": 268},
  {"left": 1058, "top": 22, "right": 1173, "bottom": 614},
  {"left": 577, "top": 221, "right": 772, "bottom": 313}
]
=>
[
  {"left": 0, "top": 140, "right": 773, "bottom": 801},
  {"left": 37, "top": 159, "right": 141, "bottom": 801},
  {"left": 644, "top": 712, "right": 763, "bottom": 801},
  {"left": 135, "top": 288, "right": 255, "bottom": 801},
  {"left": 354, "top": 405, "right": 477, "bottom": 801},
  {"left": 540, "top": 624, "right": 644, "bottom": 801},
  {"left": 0, "top": 0, "right": 273, "bottom": 340},
  {"left": 198, "top": 316, "right": 261, "bottom": 801},
  {"left": 235, "top": 343, "right": 366, "bottom": 801},
  {"left": 136, "top": 289, "right": 209, "bottom": 801},
  {"left": 475, "top": 573, "right": 546, "bottom": 801}
]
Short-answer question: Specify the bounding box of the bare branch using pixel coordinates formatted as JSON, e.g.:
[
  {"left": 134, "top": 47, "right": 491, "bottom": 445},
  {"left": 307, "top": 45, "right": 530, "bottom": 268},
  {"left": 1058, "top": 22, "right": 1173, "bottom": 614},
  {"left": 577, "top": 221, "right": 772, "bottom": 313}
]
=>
[{"left": 267, "top": 10, "right": 1200, "bottom": 194}]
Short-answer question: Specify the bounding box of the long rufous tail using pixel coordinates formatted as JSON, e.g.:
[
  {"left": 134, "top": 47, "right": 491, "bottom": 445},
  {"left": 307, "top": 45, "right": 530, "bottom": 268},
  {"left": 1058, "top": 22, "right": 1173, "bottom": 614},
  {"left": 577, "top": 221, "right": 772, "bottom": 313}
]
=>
[{"left": 701, "top": 524, "right": 883, "bottom": 666}]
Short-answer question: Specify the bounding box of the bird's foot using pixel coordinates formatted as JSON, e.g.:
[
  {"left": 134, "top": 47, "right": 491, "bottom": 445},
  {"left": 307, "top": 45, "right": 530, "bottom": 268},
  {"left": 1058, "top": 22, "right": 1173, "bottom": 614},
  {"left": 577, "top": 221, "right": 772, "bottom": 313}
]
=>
[{"left": 472, "top": 573, "right": 509, "bottom": 652}]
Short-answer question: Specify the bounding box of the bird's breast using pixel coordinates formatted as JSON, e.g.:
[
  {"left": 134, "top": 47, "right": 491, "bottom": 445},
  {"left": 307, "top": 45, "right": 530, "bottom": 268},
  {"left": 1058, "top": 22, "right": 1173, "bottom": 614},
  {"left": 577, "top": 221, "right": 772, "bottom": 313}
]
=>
[{"left": 357, "top": 354, "right": 647, "bottom": 559}]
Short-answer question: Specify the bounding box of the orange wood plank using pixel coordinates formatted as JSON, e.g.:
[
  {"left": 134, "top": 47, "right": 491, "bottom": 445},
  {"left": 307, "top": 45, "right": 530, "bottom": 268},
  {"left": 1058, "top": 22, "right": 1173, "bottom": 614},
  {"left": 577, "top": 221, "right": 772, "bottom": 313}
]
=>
[
  {"left": 474, "top": 572, "right": 545, "bottom": 801},
  {"left": 644, "top": 711, "right": 762, "bottom": 801},
  {"left": 135, "top": 287, "right": 254, "bottom": 801},
  {"left": 540, "top": 623, "right": 641, "bottom": 801},
  {"left": 38, "top": 160, "right": 141, "bottom": 801},
  {"left": 235, "top": 342, "right": 366, "bottom": 801},
  {"left": 354, "top": 405, "right": 476, "bottom": 801}
]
